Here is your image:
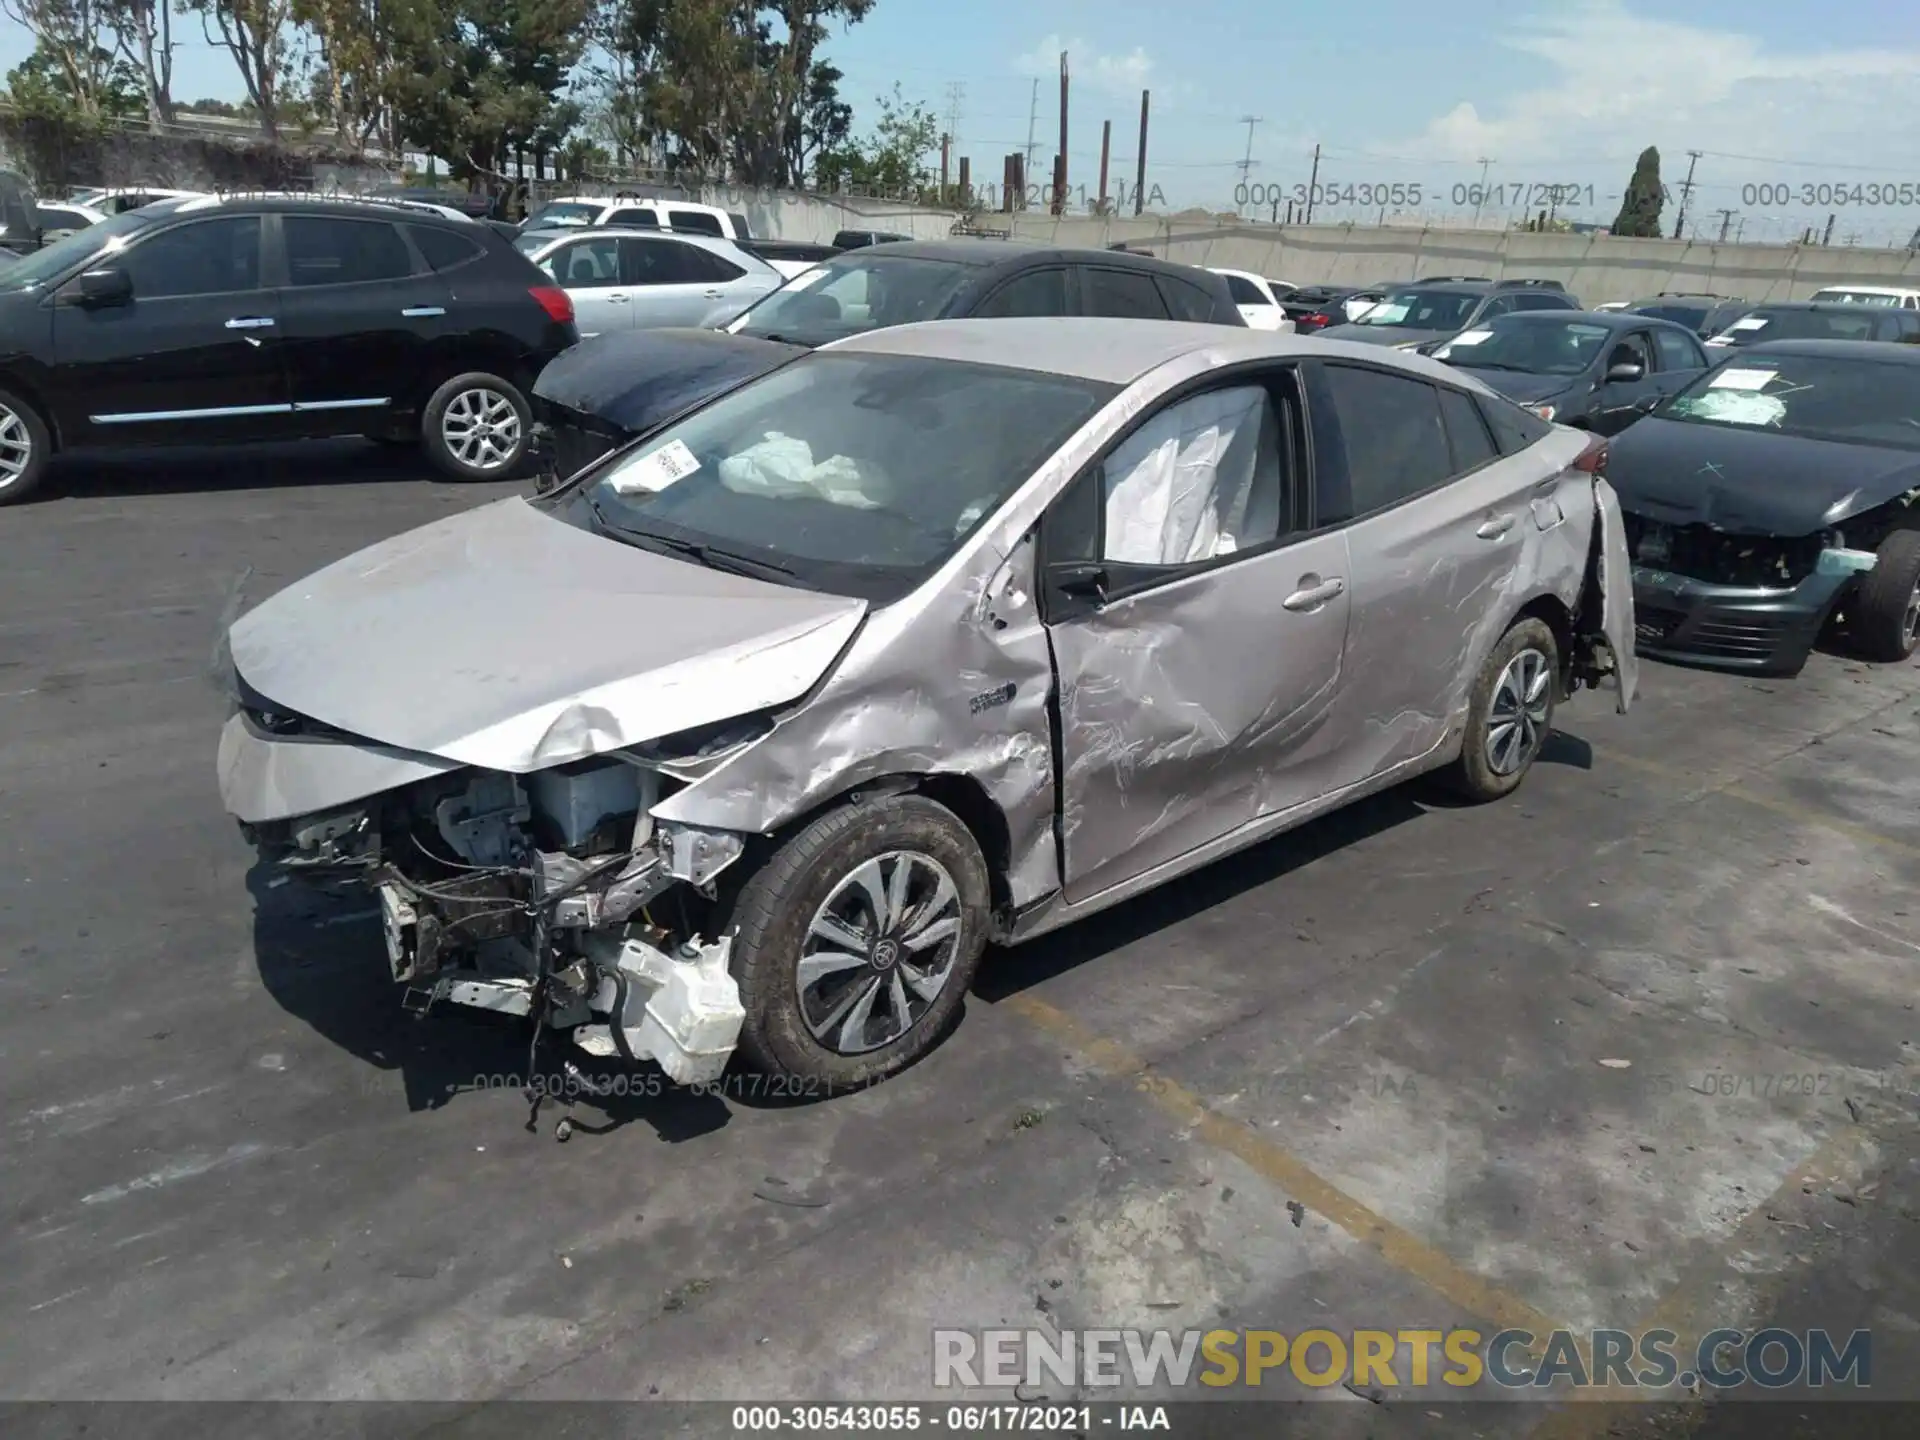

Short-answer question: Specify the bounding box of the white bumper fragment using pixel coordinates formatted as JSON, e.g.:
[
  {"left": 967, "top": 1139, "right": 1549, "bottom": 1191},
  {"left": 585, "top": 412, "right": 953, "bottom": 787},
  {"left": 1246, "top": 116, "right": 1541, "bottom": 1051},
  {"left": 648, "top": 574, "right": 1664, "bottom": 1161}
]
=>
[{"left": 574, "top": 933, "right": 745, "bottom": 1086}]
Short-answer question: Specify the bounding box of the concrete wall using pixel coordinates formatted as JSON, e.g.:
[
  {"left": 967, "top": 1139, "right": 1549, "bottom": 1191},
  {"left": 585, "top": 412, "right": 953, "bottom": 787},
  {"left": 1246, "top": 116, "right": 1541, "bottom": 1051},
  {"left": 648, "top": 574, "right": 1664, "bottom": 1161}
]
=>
[{"left": 996, "top": 214, "right": 1920, "bottom": 305}]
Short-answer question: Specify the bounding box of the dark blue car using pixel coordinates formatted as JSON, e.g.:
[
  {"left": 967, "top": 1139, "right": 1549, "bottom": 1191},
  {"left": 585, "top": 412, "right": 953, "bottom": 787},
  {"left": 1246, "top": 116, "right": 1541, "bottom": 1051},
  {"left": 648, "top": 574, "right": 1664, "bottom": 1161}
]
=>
[{"left": 1427, "top": 310, "right": 1710, "bottom": 434}]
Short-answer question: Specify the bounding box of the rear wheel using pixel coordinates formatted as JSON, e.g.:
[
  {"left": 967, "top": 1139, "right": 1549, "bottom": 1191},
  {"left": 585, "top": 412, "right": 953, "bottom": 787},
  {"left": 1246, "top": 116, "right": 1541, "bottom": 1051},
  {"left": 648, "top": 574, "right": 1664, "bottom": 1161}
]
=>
[
  {"left": 722, "top": 794, "right": 992, "bottom": 1090},
  {"left": 1448, "top": 617, "right": 1559, "bottom": 801},
  {"left": 0, "top": 386, "right": 51, "bottom": 506},
  {"left": 1852, "top": 528, "right": 1920, "bottom": 663},
  {"left": 421, "top": 373, "right": 531, "bottom": 480}
]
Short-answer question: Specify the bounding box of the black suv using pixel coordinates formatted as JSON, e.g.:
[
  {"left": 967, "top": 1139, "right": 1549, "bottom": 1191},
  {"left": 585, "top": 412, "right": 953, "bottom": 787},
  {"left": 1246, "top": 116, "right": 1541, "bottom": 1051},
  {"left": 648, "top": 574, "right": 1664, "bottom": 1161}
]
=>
[
  {"left": 0, "top": 194, "right": 579, "bottom": 503},
  {"left": 1316, "top": 278, "right": 1580, "bottom": 348},
  {"left": 528, "top": 239, "right": 1245, "bottom": 479}
]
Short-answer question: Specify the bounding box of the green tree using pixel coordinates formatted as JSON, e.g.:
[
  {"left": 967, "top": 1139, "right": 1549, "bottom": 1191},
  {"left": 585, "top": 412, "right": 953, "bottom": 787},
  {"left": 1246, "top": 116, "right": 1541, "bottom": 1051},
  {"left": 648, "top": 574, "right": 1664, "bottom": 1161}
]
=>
[
  {"left": 1610, "top": 145, "right": 1664, "bottom": 238},
  {"left": 3, "top": 39, "right": 144, "bottom": 121},
  {"left": 186, "top": 0, "right": 297, "bottom": 139},
  {"left": 813, "top": 83, "right": 938, "bottom": 197},
  {"left": 791, "top": 58, "right": 850, "bottom": 186},
  {"left": 105, "top": 0, "right": 175, "bottom": 130},
  {"left": 0, "top": 0, "right": 130, "bottom": 119}
]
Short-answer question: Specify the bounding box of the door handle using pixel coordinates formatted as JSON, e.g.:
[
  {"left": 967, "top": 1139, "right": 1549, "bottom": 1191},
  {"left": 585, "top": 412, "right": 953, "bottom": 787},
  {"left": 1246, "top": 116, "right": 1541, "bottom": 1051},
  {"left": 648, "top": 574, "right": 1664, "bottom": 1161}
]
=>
[
  {"left": 1281, "top": 576, "right": 1345, "bottom": 612},
  {"left": 400, "top": 306, "right": 444, "bottom": 318},
  {"left": 1476, "top": 514, "right": 1517, "bottom": 539},
  {"left": 224, "top": 316, "right": 274, "bottom": 330},
  {"left": 606, "top": 293, "right": 630, "bottom": 303},
  {"left": 702, "top": 289, "right": 725, "bottom": 299}
]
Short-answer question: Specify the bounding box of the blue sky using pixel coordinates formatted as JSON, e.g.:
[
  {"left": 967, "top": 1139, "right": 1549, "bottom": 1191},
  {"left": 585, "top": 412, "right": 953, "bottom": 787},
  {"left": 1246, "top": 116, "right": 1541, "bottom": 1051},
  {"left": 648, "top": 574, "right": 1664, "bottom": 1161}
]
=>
[{"left": 9, "top": 0, "right": 1920, "bottom": 243}]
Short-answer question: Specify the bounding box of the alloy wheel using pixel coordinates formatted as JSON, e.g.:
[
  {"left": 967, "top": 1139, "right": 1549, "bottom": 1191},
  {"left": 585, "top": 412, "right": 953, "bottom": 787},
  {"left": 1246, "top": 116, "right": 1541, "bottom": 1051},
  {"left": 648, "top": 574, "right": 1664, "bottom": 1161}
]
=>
[
  {"left": 797, "top": 850, "right": 964, "bottom": 1055},
  {"left": 1486, "top": 647, "right": 1552, "bottom": 776},
  {"left": 440, "top": 387, "right": 522, "bottom": 472},
  {"left": 0, "top": 403, "right": 32, "bottom": 490}
]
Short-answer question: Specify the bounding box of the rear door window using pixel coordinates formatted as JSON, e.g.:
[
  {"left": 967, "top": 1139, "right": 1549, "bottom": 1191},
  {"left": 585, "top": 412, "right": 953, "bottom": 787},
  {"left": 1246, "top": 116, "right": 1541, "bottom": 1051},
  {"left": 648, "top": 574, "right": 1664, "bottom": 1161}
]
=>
[
  {"left": 1082, "top": 266, "right": 1170, "bottom": 319},
  {"left": 1437, "top": 387, "right": 1499, "bottom": 473},
  {"left": 1651, "top": 326, "right": 1705, "bottom": 371},
  {"left": 1224, "top": 274, "right": 1267, "bottom": 305},
  {"left": 1478, "top": 393, "right": 1554, "bottom": 454},
  {"left": 974, "top": 267, "right": 1070, "bottom": 317},
  {"left": 663, "top": 207, "right": 725, "bottom": 236},
  {"left": 622, "top": 237, "right": 708, "bottom": 285},
  {"left": 1158, "top": 276, "right": 1220, "bottom": 322},
  {"left": 406, "top": 224, "right": 484, "bottom": 272},
  {"left": 1319, "top": 363, "right": 1452, "bottom": 516},
  {"left": 284, "top": 216, "right": 415, "bottom": 286},
  {"left": 545, "top": 236, "right": 623, "bottom": 287}
]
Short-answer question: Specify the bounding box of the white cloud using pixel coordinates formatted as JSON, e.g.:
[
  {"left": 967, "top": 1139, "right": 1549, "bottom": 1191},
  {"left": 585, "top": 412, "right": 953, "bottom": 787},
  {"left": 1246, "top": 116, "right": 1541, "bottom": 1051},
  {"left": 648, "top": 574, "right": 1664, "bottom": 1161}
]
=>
[
  {"left": 1396, "top": 0, "right": 1920, "bottom": 168},
  {"left": 1014, "top": 34, "right": 1154, "bottom": 100}
]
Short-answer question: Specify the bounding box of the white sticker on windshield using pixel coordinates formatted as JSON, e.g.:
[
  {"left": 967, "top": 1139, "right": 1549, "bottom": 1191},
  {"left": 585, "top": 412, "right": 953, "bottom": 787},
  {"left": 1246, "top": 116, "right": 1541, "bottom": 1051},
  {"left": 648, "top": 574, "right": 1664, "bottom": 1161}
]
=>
[
  {"left": 608, "top": 438, "right": 700, "bottom": 494},
  {"left": 1448, "top": 329, "right": 1494, "bottom": 346},
  {"left": 1730, "top": 317, "right": 1769, "bottom": 331},
  {"left": 1709, "top": 368, "right": 1776, "bottom": 390},
  {"left": 1704, "top": 337, "right": 1732, "bottom": 346}
]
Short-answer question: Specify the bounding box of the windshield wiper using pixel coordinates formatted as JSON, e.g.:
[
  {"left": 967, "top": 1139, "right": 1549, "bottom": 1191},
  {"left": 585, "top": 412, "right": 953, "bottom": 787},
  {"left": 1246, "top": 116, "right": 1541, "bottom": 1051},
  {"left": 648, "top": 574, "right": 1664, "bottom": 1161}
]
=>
[
  {"left": 597, "top": 514, "right": 803, "bottom": 584},
  {"left": 1456, "top": 360, "right": 1531, "bottom": 371}
]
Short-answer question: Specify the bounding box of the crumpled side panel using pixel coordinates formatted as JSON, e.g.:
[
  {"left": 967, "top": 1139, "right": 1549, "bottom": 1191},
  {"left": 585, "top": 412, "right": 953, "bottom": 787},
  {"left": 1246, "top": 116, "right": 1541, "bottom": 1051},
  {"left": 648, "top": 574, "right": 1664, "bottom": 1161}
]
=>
[
  {"left": 1594, "top": 476, "right": 1639, "bottom": 714},
  {"left": 651, "top": 535, "right": 1062, "bottom": 910}
]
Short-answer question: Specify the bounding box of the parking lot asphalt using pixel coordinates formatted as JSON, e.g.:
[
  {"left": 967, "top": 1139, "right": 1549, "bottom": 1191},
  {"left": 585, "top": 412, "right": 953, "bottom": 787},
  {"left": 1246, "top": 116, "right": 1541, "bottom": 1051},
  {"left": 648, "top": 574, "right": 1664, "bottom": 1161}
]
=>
[{"left": 6, "top": 445, "right": 1920, "bottom": 1436}]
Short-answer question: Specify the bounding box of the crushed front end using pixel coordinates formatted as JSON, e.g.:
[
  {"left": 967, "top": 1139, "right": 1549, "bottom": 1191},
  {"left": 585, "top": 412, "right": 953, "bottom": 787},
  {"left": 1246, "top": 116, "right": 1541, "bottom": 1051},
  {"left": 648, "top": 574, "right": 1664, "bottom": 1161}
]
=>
[
  {"left": 1622, "top": 513, "right": 1872, "bottom": 674},
  {"left": 224, "top": 705, "right": 760, "bottom": 1086}
]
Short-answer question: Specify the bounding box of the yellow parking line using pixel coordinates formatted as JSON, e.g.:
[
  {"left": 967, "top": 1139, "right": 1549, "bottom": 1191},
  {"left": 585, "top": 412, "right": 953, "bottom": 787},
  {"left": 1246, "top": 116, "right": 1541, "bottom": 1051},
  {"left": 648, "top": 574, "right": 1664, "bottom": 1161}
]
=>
[
  {"left": 1600, "top": 746, "right": 1920, "bottom": 861},
  {"left": 1002, "top": 991, "right": 1568, "bottom": 1339}
]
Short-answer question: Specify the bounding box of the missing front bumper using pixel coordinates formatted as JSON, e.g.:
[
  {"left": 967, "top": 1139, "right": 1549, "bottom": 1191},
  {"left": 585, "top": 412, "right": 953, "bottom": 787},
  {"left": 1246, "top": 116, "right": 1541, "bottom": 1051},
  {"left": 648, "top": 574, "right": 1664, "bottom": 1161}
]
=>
[{"left": 1632, "top": 564, "right": 1852, "bottom": 673}]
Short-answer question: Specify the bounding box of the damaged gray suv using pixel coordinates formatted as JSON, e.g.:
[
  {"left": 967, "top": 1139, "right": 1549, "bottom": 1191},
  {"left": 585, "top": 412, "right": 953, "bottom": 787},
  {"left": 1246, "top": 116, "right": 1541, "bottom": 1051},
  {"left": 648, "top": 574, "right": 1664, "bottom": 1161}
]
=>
[{"left": 219, "top": 319, "right": 1637, "bottom": 1092}]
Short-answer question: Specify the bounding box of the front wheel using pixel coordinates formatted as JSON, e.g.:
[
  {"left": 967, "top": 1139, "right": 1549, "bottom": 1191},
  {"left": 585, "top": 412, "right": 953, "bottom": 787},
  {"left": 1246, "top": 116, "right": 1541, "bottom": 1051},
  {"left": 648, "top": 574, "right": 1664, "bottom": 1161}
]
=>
[
  {"left": 1448, "top": 617, "right": 1559, "bottom": 801},
  {"left": 421, "top": 373, "right": 531, "bottom": 481},
  {"left": 722, "top": 793, "right": 992, "bottom": 1090},
  {"left": 0, "top": 386, "right": 52, "bottom": 506},
  {"left": 1851, "top": 528, "right": 1920, "bottom": 663}
]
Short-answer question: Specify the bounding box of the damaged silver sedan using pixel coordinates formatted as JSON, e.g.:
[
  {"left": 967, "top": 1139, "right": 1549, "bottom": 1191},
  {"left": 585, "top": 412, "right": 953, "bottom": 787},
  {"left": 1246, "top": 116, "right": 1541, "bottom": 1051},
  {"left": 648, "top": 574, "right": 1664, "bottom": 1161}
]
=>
[{"left": 218, "top": 319, "right": 1637, "bottom": 1092}]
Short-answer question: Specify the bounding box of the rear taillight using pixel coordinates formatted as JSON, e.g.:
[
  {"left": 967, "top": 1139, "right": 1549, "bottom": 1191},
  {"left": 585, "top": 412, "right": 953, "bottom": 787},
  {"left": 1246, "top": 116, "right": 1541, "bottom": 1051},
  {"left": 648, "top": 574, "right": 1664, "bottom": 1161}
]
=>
[
  {"left": 529, "top": 285, "right": 574, "bottom": 324},
  {"left": 1297, "top": 313, "right": 1330, "bottom": 331},
  {"left": 1571, "top": 435, "right": 1609, "bottom": 474}
]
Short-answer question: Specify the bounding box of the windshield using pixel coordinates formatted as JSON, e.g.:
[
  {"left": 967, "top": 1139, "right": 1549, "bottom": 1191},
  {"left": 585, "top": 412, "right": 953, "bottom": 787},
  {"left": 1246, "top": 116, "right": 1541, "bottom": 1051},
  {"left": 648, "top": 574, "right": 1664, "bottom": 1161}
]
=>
[
  {"left": 512, "top": 231, "right": 553, "bottom": 256},
  {"left": 1352, "top": 289, "right": 1482, "bottom": 330},
  {"left": 523, "top": 202, "right": 600, "bottom": 229},
  {"left": 1431, "top": 317, "right": 1612, "bottom": 375},
  {"left": 568, "top": 353, "right": 1114, "bottom": 602},
  {"left": 1811, "top": 290, "right": 1901, "bottom": 307},
  {"left": 1711, "top": 307, "right": 1884, "bottom": 344},
  {"left": 0, "top": 206, "right": 160, "bottom": 290},
  {"left": 1657, "top": 354, "right": 1920, "bottom": 450},
  {"left": 728, "top": 254, "right": 973, "bottom": 346},
  {"left": 1631, "top": 302, "right": 1709, "bottom": 327}
]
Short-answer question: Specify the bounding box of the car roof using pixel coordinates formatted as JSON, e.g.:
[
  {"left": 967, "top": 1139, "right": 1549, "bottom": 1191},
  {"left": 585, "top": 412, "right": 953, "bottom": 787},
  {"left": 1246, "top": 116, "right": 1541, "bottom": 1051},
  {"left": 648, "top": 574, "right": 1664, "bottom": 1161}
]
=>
[
  {"left": 1743, "top": 300, "right": 1894, "bottom": 313},
  {"left": 1739, "top": 339, "right": 1920, "bottom": 364},
  {"left": 825, "top": 317, "right": 1474, "bottom": 387},
  {"left": 157, "top": 192, "right": 474, "bottom": 226},
  {"left": 1482, "top": 309, "right": 1698, "bottom": 333},
  {"left": 1810, "top": 284, "right": 1920, "bottom": 295}
]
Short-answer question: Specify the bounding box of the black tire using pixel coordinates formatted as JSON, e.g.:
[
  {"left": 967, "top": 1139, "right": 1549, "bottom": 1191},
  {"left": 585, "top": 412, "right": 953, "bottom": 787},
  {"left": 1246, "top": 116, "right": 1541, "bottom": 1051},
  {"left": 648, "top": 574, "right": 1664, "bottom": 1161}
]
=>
[
  {"left": 721, "top": 793, "right": 992, "bottom": 1090},
  {"left": 420, "top": 372, "right": 532, "bottom": 481},
  {"left": 1852, "top": 528, "right": 1920, "bottom": 663},
  {"left": 1447, "top": 617, "right": 1559, "bottom": 802},
  {"left": 0, "top": 384, "right": 53, "bottom": 506}
]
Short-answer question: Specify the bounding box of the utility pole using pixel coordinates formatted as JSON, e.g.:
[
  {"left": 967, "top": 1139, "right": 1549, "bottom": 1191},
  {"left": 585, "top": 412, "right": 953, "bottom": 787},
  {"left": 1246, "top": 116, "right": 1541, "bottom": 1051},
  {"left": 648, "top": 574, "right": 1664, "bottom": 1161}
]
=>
[
  {"left": 1715, "top": 208, "right": 1734, "bottom": 242},
  {"left": 1672, "top": 149, "right": 1701, "bottom": 238},
  {"left": 939, "top": 134, "right": 951, "bottom": 198},
  {"left": 943, "top": 81, "right": 965, "bottom": 163},
  {"left": 1471, "top": 156, "right": 1492, "bottom": 227},
  {"left": 1097, "top": 120, "right": 1111, "bottom": 214},
  {"left": 1133, "top": 90, "right": 1150, "bottom": 216},
  {"left": 1734, "top": 216, "right": 1746, "bottom": 243},
  {"left": 1822, "top": 212, "right": 1837, "bottom": 246},
  {"left": 1235, "top": 115, "right": 1262, "bottom": 212},
  {"left": 1053, "top": 51, "right": 1069, "bottom": 215},
  {"left": 1023, "top": 78, "right": 1040, "bottom": 199},
  {"left": 1304, "top": 142, "right": 1321, "bottom": 223}
]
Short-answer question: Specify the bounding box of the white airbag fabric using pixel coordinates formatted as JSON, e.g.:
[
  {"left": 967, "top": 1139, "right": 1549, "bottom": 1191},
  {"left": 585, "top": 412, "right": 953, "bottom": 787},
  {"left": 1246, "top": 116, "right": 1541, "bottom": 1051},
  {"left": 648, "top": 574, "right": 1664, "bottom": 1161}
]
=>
[{"left": 1102, "top": 387, "right": 1265, "bottom": 565}]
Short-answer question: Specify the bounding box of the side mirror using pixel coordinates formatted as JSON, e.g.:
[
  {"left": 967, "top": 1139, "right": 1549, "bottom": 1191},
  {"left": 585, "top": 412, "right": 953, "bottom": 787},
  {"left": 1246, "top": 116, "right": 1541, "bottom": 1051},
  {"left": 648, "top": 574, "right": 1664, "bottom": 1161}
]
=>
[
  {"left": 1049, "top": 560, "right": 1108, "bottom": 600},
  {"left": 1605, "top": 361, "right": 1645, "bottom": 383},
  {"left": 77, "top": 266, "right": 133, "bottom": 306}
]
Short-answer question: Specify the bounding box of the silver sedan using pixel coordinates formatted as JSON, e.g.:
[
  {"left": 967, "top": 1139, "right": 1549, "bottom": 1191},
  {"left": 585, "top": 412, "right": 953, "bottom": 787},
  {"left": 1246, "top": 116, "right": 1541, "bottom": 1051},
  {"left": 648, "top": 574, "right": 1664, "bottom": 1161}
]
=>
[
  {"left": 218, "top": 320, "right": 1637, "bottom": 1094},
  {"left": 521, "top": 227, "right": 783, "bottom": 336}
]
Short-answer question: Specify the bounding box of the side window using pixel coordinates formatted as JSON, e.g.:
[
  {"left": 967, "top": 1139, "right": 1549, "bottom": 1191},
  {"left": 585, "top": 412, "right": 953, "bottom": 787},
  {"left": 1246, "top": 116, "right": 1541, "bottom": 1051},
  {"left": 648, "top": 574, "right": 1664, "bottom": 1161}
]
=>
[
  {"left": 973, "top": 268, "right": 1069, "bottom": 318},
  {"left": 604, "top": 207, "right": 660, "bottom": 228},
  {"left": 1478, "top": 393, "right": 1554, "bottom": 454},
  {"left": 622, "top": 237, "right": 705, "bottom": 285},
  {"left": 1512, "top": 292, "right": 1568, "bottom": 311},
  {"left": 1223, "top": 273, "right": 1267, "bottom": 305},
  {"left": 545, "top": 236, "right": 622, "bottom": 286},
  {"left": 1607, "top": 332, "right": 1655, "bottom": 372},
  {"left": 117, "top": 216, "right": 262, "bottom": 298},
  {"left": 1319, "top": 364, "right": 1452, "bottom": 516},
  {"left": 283, "top": 216, "right": 414, "bottom": 286},
  {"left": 406, "top": 224, "right": 484, "bottom": 272},
  {"left": 1651, "top": 327, "right": 1704, "bottom": 371},
  {"left": 683, "top": 245, "right": 747, "bottom": 282},
  {"left": 1158, "top": 276, "right": 1221, "bottom": 322},
  {"left": 1477, "top": 294, "right": 1516, "bottom": 321},
  {"left": 664, "top": 207, "right": 724, "bottom": 236},
  {"left": 1083, "top": 266, "right": 1170, "bottom": 320},
  {"left": 1438, "top": 387, "right": 1499, "bottom": 473},
  {"left": 1099, "top": 385, "right": 1288, "bottom": 568}
]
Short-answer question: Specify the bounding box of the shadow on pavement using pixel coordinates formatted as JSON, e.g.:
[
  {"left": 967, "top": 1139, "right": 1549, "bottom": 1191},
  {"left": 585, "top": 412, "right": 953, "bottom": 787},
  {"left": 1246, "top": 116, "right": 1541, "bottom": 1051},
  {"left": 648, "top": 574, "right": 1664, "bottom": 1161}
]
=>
[{"left": 41, "top": 438, "right": 456, "bottom": 500}]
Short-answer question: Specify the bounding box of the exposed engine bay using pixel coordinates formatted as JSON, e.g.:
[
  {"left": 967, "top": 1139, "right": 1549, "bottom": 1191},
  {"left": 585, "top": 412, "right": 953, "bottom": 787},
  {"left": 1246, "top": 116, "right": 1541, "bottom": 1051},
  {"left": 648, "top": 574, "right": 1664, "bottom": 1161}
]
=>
[{"left": 241, "top": 724, "right": 758, "bottom": 1086}]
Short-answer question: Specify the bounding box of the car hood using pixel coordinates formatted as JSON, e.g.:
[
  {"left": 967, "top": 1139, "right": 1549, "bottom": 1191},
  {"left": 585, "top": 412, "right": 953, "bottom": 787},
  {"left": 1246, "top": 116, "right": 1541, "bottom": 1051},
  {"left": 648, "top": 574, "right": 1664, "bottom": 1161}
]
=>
[
  {"left": 227, "top": 498, "right": 867, "bottom": 773},
  {"left": 1316, "top": 324, "right": 1447, "bottom": 348},
  {"left": 532, "top": 327, "right": 804, "bottom": 435},
  {"left": 1450, "top": 368, "right": 1575, "bottom": 404},
  {"left": 1605, "top": 416, "right": 1920, "bottom": 536}
]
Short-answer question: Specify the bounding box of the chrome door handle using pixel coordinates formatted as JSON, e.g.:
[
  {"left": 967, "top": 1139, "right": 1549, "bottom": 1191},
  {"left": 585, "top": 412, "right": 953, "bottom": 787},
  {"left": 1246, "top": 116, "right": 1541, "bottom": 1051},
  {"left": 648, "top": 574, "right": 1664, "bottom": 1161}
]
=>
[
  {"left": 224, "top": 316, "right": 274, "bottom": 330},
  {"left": 1282, "top": 576, "right": 1345, "bottom": 612},
  {"left": 400, "top": 306, "right": 444, "bottom": 318},
  {"left": 1476, "top": 514, "right": 1517, "bottom": 539},
  {"left": 606, "top": 293, "right": 630, "bottom": 303},
  {"left": 703, "top": 289, "right": 725, "bottom": 299}
]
